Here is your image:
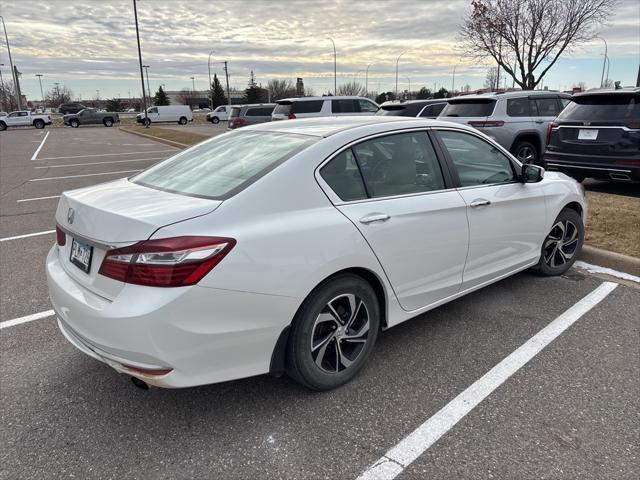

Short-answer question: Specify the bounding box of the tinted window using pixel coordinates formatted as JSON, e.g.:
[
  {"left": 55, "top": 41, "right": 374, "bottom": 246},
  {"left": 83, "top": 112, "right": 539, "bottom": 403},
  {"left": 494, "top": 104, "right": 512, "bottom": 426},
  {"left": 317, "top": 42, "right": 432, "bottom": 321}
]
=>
[
  {"left": 230, "top": 107, "right": 241, "bottom": 118},
  {"left": 377, "top": 105, "right": 409, "bottom": 116},
  {"left": 332, "top": 99, "right": 357, "bottom": 113},
  {"left": 420, "top": 103, "right": 446, "bottom": 118},
  {"left": 440, "top": 100, "right": 496, "bottom": 117},
  {"left": 320, "top": 149, "right": 367, "bottom": 201},
  {"left": 353, "top": 132, "right": 445, "bottom": 198},
  {"left": 438, "top": 130, "right": 516, "bottom": 187},
  {"left": 358, "top": 99, "right": 379, "bottom": 112},
  {"left": 133, "top": 132, "right": 315, "bottom": 200},
  {"left": 246, "top": 107, "right": 274, "bottom": 116},
  {"left": 292, "top": 100, "right": 324, "bottom": 114},
  {"left": 556, "top": 94, "right": 639, "bottom": 123},
  {"left": 534, "top": 98, "right": 561, "bottom": 117},
  {"left": 506, "top": 97, "right": 532, "bottom": 117},
  {"left": 272, "top": 103, "right": 292, "bottom": 115}
]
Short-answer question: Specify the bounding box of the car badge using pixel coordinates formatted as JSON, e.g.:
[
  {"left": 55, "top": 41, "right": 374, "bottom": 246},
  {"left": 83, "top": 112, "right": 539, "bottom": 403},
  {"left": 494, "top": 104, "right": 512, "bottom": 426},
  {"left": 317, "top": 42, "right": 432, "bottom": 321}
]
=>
[
  {"left": 583, "top": 121, "right": 591, "bottom": 126},
  {"left": 67, "top": 208, "right": 75, "bottom": 225}
]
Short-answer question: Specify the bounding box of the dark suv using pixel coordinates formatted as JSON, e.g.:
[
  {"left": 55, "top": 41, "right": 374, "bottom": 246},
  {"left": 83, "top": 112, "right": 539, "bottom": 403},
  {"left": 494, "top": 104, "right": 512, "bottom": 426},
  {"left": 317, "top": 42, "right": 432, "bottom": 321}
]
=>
[
  {"left": 58, "top": 103, "right": 86, "bottom": 115},
  {"left": 544, "top": 89, "right": 639, "bottom": 182},
  {"left": 376, "top": 99, "right": 448, "bottom": 118}
]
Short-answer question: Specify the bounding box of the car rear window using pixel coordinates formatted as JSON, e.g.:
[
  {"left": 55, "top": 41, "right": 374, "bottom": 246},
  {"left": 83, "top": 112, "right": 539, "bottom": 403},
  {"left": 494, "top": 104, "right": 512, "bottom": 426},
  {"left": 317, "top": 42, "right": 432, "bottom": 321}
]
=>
[
  {"left": 440, "top": 99, "right": 496, "bottom": 117},
  {"left": 132, "top": 132, "right": 316, "bottom": 200},
  {"left": 377, "top": 103, "right": 425, "bottom": 117},
  {"left": 557, "top": 94, "right": 639, "bottom": 123},
  {"left": 246, "top": 107, "right": 274, "bottom": 116},
  {"left": 274, "top": 100, "right": 324, "bottom": 115},
  {"left": 230, "top": 107, "right": 241, "bottom": 118}
]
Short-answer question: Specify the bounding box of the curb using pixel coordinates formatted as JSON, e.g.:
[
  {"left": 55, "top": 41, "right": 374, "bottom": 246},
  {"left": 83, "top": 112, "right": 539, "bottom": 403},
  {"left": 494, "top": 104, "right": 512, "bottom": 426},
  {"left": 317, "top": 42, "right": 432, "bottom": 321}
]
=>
[
  {"left": 579, "top": 245, "right": 640, "bottom": 276},
  {"left": 119, "top": 127, "right": 190, "bottom": 149}
]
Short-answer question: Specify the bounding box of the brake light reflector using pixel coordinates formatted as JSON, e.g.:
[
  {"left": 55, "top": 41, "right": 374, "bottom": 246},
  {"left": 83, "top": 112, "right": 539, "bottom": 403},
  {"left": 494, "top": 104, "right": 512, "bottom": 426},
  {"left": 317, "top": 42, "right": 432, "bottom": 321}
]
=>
[
  {"left": 468, "top": 120, "right": 504, "bottom": 128},
  {"left": 627, "top": 122, "right": 640, "bottom": 129},
  {"left": 232, "top": 119, "right": 246, "bottom": 127},
  {"left": 98, "top": 236, "right": 236, "bottom": 287},
  {"left": 546, "top": 121, "right": 558, "bottom": 144},
  {"left": 287, "top": 113, "right": 297, "bottom": 119},
  {"left": 56, "top": 225, "right": 66, "bottom": 246}
]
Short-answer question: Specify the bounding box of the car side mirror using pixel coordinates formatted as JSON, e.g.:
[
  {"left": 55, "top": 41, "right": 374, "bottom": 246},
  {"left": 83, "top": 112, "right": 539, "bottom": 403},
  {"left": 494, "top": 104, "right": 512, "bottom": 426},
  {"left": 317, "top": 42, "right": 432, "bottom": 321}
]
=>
[{"left": 522, "top": 164, "right": 544, "bottom": 183}]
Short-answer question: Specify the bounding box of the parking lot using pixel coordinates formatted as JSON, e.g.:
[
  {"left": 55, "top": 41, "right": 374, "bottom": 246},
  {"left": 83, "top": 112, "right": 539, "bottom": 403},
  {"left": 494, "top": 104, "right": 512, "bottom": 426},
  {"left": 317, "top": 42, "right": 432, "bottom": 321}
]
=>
[{"left": 0, "top": 127, "right": 638, "bottom": 479}]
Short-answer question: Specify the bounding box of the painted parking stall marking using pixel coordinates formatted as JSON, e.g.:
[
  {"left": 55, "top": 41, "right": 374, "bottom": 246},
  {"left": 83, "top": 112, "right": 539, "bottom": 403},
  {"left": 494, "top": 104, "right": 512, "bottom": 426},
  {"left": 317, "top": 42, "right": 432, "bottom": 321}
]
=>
[
  {"left": 0, "top": 310, "right": 55, "bottom": 330},
  {"left": 0, "top": 230, "right": 55, "bottom": 242},
  {"left": 356, "top": 281, "right": 618, "bottom": 480},
  {"left": 29, "top": 169, "right": 142, "bottom": 182},
  {"left": 34, "top": 157, "right": 164, "bottom": 169},
  {"left": 34, "top": 149, "right": 177, "bottom": 161},
  {"left": 30, "top": 131, "right": 50, "bottom": 160}
]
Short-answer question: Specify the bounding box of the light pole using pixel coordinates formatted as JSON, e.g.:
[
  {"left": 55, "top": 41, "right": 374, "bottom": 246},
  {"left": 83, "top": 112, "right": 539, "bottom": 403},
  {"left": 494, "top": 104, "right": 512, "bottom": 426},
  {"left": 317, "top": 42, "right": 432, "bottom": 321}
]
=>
[
  {"left": 605, "top": 56, "right": 611, "bottom": 88},
  {"left": 395, "top": 50, "right": 408, "bottom": 98},
  {"left": 207, "top": 49, "right": 215, "bottom": 109},
  {"left": 451, "top": 64, "right": 457, "bottom": 94},
  {"left": 35, "top": 74, "right": 45, "bottom": 108},
  {"left": 190, "top": 76, "right": 195, "bottom": 92},
  {"left": 365, "top": 63, "right": 372, "bottom": 98},
  {"left": 406, "top": 77, "right": 411, "bottom": 99},
  {"left": 327, "top": 37, "right": 337, "bottom": 95},
  {"left": 597, "top": 36, "right": 608, "bottom": 88},
  {"left": 142, "top": 65, "right": 151, "bottom": 102},
  {"left": 132, "top": 0, "right": 149, "bottom": 127},
  {"left": 223, "top": 61, "right": 230, "bottom": 110},
  {"left": 0, "top": 16, "right": 20, "bottom": 109}
]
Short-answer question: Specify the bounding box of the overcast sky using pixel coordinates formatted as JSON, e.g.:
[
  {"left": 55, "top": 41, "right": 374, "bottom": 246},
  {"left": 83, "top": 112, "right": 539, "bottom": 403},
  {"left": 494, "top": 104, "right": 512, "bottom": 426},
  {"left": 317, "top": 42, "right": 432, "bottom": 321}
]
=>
[{"left": 1, "top": 0, "right": 638, "bottom": 101}]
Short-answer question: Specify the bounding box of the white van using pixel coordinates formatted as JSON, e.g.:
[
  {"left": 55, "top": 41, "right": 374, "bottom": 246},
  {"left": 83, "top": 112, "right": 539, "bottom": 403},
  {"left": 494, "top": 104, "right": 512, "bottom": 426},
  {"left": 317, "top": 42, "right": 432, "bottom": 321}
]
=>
[
  {"left": 271, "top": 96, "right": 379, "bottom": 121},
  {"left": 206, "top": 105, "right": 232, "bottom": 124},
  {"left": 136, "top": 105, "right": 193, "bottom": 125}
]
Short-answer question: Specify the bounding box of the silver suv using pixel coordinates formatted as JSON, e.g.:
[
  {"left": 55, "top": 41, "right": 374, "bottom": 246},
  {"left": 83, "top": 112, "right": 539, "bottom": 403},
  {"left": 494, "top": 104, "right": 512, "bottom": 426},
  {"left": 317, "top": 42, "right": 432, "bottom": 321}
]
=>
[{"left": 438, "top": 90, "right": 570, "bottom": 165}]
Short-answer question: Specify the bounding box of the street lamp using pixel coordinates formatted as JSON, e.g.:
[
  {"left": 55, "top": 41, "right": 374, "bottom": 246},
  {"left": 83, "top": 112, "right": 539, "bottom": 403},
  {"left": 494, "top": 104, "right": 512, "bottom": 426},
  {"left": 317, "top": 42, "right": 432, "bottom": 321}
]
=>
[
  {"left": 597, "top": 36, "right": 608, "bottom": 88},
  {"left": 132, "top": 0, "right": 148, "bottom": 126},
  {"left": 327, "top": 37, "right": 337, "bottom": 95},
  {"left": 365, "top": 63, "right": 372, "bottom": 98},
  {"left": 142, "top": 65, "right": 151, "bottom": 101},
  {"left": 207, "top": 49, "right": 215, "bottom": 109},
  {"left": 0, "top": 15, "right": 20, "bottom": 109},
  {"left": 190, "top": 76, "right": 195, "bottom": 92},
  {"left": 395, "top": 50, "right": 408, "bottom": 98},
  {"left": 406, "top": 77, "right": 411, "bottom": 99},
  {"left": 35, "top": 74, "right": 45, "bottom": 108}
]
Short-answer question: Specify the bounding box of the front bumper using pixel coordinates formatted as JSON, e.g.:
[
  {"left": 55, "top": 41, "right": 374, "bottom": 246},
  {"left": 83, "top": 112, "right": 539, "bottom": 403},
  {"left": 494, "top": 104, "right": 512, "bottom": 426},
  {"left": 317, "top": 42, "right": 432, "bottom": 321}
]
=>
[{"left": 46, "top": 245, "right": 298, "bottom": 388}]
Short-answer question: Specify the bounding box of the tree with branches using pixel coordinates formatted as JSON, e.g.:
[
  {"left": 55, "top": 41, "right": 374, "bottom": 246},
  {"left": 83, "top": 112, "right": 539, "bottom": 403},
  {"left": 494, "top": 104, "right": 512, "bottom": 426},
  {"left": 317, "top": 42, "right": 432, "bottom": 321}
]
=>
[
  {"left": 336, "top": 81, "right": 365, "bottom": 96},
  {"left": 45, "top": 84, "right": 73, "bottom": 107},
  {"left": 105, "top": 98, "right": 122, "bottom": 112},
  {"left": 267, "top": 79, "right": 297, "bottom": 101},
  {"left": 244, "top": 70, "right": 268, "bottom": 103},
  {"left": 460, "top": 0, "right": 615, "bottom": 90},
  {"left": 177, "top": 88, "right": 194, "bottom": 107},
  {"left": 154, "top": 86, "right": 170, "bottom": 106},
  {"left": 484, "top": 67, "right": 499, "bottom": 90},
  {"left": 416, "top": 87, "right": 432, "bottom": 99},
  {"left": 210, "top": 74, "right": 227, "bottom": 107}
]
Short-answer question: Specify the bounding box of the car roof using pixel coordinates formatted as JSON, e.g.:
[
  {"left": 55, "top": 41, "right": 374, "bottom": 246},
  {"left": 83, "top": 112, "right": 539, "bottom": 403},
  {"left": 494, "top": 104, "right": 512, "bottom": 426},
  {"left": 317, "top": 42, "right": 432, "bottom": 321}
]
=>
[
  {"left": 236, "top": 103, "right": 276, "bottom": 108},
  {"left": 240, "top": 115, "right": 474, "bottom": 138},
  {"left": 572, "top": 87, "right": 640, "bottom": 98},
  {"left": 379, "top": 99, "right": 446, "bottom": 108},
  {"left": 450, "top": 90, "right": 569, "bottom": 101},
  {"left": 276, "top": 96, "right": 372, "bottom": 103}
]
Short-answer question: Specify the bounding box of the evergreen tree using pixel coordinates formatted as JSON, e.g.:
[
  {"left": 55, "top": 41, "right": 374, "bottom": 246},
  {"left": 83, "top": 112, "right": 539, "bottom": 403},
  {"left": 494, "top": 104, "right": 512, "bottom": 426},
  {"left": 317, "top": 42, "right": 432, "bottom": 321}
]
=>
[
  {"left": 154, "top": 86, "right": 170, "bottom": 106},
  {"left": 375, "top": 91, "right": 395, "bottom": 104},
  {"left": 105, "top": 98, "right": 122, "bottom": 112},
  {"left": 244, "top": 70, "right": 268, "bottom": 103},
  {"left": 433, "top": 87, "right": 450, "bottom": 99},
  {"left": 210, "top": 74, "right": 227, "bottom": 107},
  {"left": 416, "top": 87, "right": 432, "bottom": 99}
]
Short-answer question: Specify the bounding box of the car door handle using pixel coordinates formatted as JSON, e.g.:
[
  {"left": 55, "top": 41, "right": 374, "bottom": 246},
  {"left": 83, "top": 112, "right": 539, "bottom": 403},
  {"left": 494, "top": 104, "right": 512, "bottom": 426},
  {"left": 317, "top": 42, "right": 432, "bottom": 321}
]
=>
[
  {"left": 359, "top": 213, "right": 390, "bottom": 224},
  {"left": 469, "top": 200, "right": 491, "bottom": 208},
  {"left": 535, "top": 119, "right": 545, "bottom": 124}
]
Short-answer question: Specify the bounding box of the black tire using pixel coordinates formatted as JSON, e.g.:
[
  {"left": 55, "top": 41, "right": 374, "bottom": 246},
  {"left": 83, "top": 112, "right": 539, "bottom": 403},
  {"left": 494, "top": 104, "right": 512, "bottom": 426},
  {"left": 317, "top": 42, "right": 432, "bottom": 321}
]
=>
[
  {"left": 533, "top": 208, "right": 584, "bottom": 276},
  {"left": 512, "top": 140, "right": 538, "bottom": 165},
  {"left": 286, "top": 274, "right": 380, "bottom": 390},
  {"left": 70, "top": 119, "right": 80, "bottom": 128},
  {"left": 143, "top": 117, "right": 151, "bottom": 126},
  {"left": 211, "top": 116, "right": 220, "bottom": 124},
  {"left": 178, "top": 116, "right": 188, "bottom": 125},
  {"left": 103, "top": 117, "right": 114, "bottom": 127},
  {"left": 33, "top": 120, "right": 45, "bottom": 129},
  {"left": 0, "top": 121, "right": 6, "bottom": 131}
]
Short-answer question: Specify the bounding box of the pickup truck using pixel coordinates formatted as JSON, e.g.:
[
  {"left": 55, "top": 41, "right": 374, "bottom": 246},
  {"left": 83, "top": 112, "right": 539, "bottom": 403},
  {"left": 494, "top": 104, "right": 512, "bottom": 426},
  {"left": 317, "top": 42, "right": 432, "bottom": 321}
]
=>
[
  {"left": 64, "top": 108, "right": 120, "bottom": 128},
  {"left": 0, "top": 111, "right": 52, "bottom": 131}
]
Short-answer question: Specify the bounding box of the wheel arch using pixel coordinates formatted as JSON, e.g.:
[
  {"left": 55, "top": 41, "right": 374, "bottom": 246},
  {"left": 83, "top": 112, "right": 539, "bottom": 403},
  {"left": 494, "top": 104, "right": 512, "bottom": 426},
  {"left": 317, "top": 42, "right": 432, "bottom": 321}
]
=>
[
  {"left": 562, "top": 201, "right": 583, "bottom": 218},
  {"left": 510, "top": 131, "right": 543, "bottom": 157}
]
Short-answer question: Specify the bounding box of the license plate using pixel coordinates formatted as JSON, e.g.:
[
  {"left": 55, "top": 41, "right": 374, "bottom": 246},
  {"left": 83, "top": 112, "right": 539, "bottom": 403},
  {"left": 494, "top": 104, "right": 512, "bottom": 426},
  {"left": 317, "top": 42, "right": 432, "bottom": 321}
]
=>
[
  {"left": 70, "top": 238, "right": 93, "bottom": 273},
  {"left": 578, "top": 129, "right": 598, "bottom": 140}
]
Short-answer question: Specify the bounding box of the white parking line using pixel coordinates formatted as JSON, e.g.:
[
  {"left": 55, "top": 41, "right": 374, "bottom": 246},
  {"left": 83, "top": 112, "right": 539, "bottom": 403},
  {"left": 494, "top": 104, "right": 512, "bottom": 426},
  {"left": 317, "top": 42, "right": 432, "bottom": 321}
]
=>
[
  {"left": 30, "top": 169, "right": 141, "bottom": 182},
  {"left": 574, "top": 261, "right": 640, "bottom": 284},
  {"left": 356, "top": 281, "right": 618, "bottom": 480},
  {"left": 30, "top": 131, "right": 50, "bottom": 160},
  {"left": 35, "top": 157, "right": 164, "bottom": 169},
  {"left": 0, "top": 230, "right": 55, "bottom": 242},
  {"left": 35, "top": 150, "right": 176, "bottom": 161},
  {"left": 17, "top": 195, "right": 61, "bottom": 203},
  {"left": 0, "top": 310, "right": 55, "bottom": 330}
]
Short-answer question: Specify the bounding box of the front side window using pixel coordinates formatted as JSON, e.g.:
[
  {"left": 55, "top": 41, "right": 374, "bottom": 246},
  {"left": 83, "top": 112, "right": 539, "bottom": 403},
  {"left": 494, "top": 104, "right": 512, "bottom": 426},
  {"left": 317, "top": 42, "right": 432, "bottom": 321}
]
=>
[
  {"left": 133, "top": 131, "right": 315, "bottom": 199},
  {"left": 148, "top": 107, "right": 158, "bottom": 114},
  {"left": 358, "top": 99, "right": 379, "bottom": 113},
  {"left": 437, "top": 130, "right": 516, "bottom": 187},
  {"left": 320, "top": 149, "right": 367, "bottom": 201},
  {"left": 353, "top": 132, "right": 445, "bottom": 198}
]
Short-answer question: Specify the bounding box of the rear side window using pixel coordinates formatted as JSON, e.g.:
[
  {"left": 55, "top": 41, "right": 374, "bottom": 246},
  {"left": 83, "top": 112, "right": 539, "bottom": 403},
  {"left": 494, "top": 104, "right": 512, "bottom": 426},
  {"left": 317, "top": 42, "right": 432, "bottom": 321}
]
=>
[
  {"left": 557, "top": 94, "right": 639, "bottom": 123},
  {"left": 272, "top": 103, "right": 292, "bottom": 115},
  {"left": 133, "top": 132, "right": 316, "bottom": 200},
  {"left": 534, "top": 98, "right": 561, "bottom": 117},
  {"left": 332, "top": 99, "right": 358, "bottom": 113},
  {"left": 246, "top": 107, "right": 274, "bottom": 116},
  {"left": 440, "top": 100, "right": 496, "bottom": 117},
  {"left": 506, "top": 98, "right": 533, "bottom": 117},
  {"left": 320, "top": 149, "right": 367, "bottom": 201},
  {"left": 292, "top": 100, "right": 324, "bottom": 114},
  {"left": 230, "top": 107, "right": 241, "bottom": 118}
]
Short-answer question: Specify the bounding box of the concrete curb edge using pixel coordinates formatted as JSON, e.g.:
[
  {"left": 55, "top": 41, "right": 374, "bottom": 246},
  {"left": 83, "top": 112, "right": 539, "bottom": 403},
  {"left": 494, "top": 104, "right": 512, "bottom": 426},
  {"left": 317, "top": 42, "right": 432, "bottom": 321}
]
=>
[
  {"left": 119, "top": 127, "right": 190, "bottom": 149},
  {"left": 579, "top": 245, "right": 640, "bottom": 276}
]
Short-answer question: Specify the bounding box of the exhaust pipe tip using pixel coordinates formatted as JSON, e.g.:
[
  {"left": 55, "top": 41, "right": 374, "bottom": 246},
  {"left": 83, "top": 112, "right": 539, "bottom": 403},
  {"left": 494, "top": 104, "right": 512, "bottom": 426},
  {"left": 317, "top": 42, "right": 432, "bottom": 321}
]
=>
[{"left": 131, "top": 376, "right": 149, "bottom": 390}]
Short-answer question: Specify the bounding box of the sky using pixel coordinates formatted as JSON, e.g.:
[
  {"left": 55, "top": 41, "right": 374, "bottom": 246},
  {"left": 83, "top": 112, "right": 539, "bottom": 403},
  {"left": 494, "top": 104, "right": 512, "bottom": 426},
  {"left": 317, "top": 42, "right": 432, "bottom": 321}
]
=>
[{"left": 0, "top": 0, "right": 638, "bottom": 102}]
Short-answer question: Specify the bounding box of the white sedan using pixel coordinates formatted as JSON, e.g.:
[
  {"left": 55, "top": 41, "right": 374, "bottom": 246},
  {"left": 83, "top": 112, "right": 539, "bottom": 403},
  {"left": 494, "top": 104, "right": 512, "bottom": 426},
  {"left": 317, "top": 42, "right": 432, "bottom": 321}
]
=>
[{"left": 46, "top": 117, "right": 586, "bottom": 390}]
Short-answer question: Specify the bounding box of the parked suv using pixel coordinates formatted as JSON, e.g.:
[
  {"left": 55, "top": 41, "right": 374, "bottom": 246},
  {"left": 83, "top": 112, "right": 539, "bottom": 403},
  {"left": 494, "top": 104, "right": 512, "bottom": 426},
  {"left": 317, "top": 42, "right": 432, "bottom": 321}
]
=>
[
  {"left": 376, "top": 99, "right": 448, "bottom": 118},
  {"left": 438, "top": 91, "right": 570, "bottom": 165},
  {"left": 544, "top": 89, "right": 639, "bottom": 182},
  {"left": 58, "top": 103, "right": 86, "bottom": 115},
  {"left": 272, "top": 96, "right": 379, "bottom": 120},
  {"left": 228, "top": 104, "right": 276, "bottom": 129}
]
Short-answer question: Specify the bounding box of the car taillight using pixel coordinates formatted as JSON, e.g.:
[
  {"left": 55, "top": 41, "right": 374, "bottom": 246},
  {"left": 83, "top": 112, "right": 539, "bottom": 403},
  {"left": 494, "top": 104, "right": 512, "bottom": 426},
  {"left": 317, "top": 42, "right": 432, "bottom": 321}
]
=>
[
  {"left": 627, "top": 122, "right": 640, "bottom": 129},
  {"left": 467, "top": 120, "right": 504, "bottom": 128},
  {"left": 614, "top": 159, "right": 640, "bottom": 166},
  {"left": 287, "top": 113, "right": 297, "bottom": 119},
  {"left": 546, "top": 121, "right": 558, "bottom": 144},
  {"left": 232, "top": 119, "right": 246, "bottom": 127},
  {"left": 56, "top": 225, "right": 66, "bottom": 246},
  {"left": 98, "top": 236, "right": 236, "bottom": 287}
]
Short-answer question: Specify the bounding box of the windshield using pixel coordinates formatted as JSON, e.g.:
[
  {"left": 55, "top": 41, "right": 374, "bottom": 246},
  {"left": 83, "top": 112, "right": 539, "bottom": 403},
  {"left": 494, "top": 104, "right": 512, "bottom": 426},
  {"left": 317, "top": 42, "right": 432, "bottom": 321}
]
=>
[
  {"left": 132, "top": 131, "right": 316, "bottom": 200},
  {"left": 557, "top": 94, "right": 639, "bottom": 123},
  {"left": 440, "top": 99, "right": 496, "bottom": 117}
]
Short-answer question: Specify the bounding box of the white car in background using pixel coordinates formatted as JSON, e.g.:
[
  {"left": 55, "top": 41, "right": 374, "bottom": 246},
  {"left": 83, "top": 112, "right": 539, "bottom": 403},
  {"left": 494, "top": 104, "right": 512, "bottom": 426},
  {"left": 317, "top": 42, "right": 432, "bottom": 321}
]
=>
[
  {"left": 206, "top": 105, "right": 232, "bottom": 124},
  {"left": 272, "top": 96, "right": 379, "bottom": 120},
  {"left": 47, "top": 117, "right": 585, "bottom": 391},
  {"left": 136, "top": 105, "right": 193, "bottom": 126}
]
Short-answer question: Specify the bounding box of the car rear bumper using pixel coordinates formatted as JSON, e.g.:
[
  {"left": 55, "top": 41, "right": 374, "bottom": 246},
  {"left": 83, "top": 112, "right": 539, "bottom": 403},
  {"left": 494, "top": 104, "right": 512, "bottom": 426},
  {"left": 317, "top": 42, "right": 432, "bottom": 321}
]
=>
[
  {"left": 46, "top": 245, "right": 298, "bottom": 388},
  {"left": 544, "top": 153, "right": 640, "bottom": 181}
]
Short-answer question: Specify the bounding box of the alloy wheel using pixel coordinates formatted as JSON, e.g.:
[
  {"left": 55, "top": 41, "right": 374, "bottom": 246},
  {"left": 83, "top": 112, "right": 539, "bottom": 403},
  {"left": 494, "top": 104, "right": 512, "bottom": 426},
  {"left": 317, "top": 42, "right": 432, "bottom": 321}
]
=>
[
  {"left": 543, "top": 220, "right": 579, "bottom": 268},
  {"left": 310, "top": 293, "right": 370, "bottom": 373},
  {"left": 516, "top": 145, "right": 535, "bottom": 164}
]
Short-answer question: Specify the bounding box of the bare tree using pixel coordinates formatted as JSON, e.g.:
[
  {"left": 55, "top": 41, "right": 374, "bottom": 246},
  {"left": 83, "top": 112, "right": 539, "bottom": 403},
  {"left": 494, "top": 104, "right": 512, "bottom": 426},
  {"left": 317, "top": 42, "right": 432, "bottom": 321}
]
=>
[
  {"left": 45, "top": 84, "right": 73, "bottom": 106},
  {"left": 460, "top": 0, "right": 616, "bottom": 90},
  {"left": 0, "top": 81, "right": 19, "bottom": 111},
  {"left": 484, "top": 67, "right": 499, "bottom": 90},
  {"left": 177, "top": 88, "right": 194, "bottom": 107},
  {"left": 336, "top": 81, "right": 365, "bottom": 96},
  {"left": 267, "top": 79, "right": 297, "bottom": 101}
]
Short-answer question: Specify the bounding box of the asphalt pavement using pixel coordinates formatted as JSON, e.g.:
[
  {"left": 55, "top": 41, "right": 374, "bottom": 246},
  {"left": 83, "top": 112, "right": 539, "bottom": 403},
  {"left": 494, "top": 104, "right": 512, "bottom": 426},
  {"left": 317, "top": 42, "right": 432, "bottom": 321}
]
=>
[{"left": 0, "top": 126, "right": 638, "bottom": 479}]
